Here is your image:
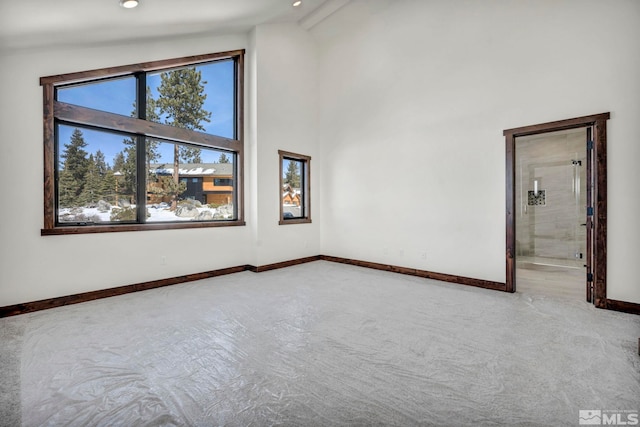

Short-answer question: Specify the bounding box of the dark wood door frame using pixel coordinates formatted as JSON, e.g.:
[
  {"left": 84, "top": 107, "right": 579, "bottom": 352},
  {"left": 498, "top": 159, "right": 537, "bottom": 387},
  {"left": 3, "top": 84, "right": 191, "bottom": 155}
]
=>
[{"left": 504, "top": 112, "right": 610, "bottom": 307}]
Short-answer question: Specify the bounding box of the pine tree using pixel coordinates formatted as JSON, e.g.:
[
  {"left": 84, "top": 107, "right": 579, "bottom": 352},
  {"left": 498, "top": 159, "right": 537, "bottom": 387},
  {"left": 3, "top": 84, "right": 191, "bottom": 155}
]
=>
[
  {"left": 59, "top": 128, "right": 89, "bottom": 206},
  {"left": 156, "top": 67, "right": 212, "bottom": 209},
  {"left": 148, "top": 176, "right": 187, "bottom": 206},
  {"left": 218, "top": 153, "right": 230, "bottom": 164},
  {"left": 78, "top": 155, "right": 103, "bottom": 205},
  {"left": 101, "top": 170, "right": 117, "bottom": 204},
  {"left": 94, "top": 150, "right": 109, "bottom": 176},
  {"left": 284, "top": 160, "right": 301, "bottom": 189},
  {"left": 156, "top": 68, "right": 211, "bottom": 132},
  {"left": 58, "top": 169, "right": 79, "bottom": 208},
  {"left": 120, "top": 142, "right": 137, "bottom": 203},
  {"left": 111, "top": 147, "right": 136, "bottom": 205},
  {"left": 144, "top": 86, "right": 160, "bottom": 123},
  {"left": 112, "top": 152, "right": 126, "bottom": 174}
]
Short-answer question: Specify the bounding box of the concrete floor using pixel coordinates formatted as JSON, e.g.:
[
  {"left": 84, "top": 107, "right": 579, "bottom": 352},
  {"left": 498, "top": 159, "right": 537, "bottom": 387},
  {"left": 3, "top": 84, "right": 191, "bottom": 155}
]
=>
[{"left": 1, "top": 261, "right": 639, "bottom": 426}]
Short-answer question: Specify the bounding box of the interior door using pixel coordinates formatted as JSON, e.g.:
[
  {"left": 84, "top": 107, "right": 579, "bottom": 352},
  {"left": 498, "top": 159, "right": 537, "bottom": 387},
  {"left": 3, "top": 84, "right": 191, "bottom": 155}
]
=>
[
  {"left": 529, "top": 159, "right": 586, "bottom": 267},
  {"left": 585, "top": 127, "right": 594, "bottom": 302}
]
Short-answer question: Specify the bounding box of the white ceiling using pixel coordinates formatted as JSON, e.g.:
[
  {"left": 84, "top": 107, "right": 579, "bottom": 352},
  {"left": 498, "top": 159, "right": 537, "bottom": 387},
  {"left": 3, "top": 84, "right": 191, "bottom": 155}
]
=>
[{"left": 0, "top": 0, "right": 331, "bottom": 50}]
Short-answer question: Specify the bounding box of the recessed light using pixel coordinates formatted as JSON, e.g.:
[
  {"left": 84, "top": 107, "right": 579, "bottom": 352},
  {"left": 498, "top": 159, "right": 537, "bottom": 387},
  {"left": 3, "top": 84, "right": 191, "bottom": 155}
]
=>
[
  {"left": 292, "top": 1, "right": 302, "bottom": 7},
  {"left": 120, "top": 0, "right": 139, "bottom": 9}
]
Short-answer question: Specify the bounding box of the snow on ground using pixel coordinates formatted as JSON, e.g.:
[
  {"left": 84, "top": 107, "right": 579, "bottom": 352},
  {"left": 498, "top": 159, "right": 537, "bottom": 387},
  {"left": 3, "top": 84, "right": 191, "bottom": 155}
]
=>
[
  {"left": 59, "top": 204, "right": 222, "bottom": 223},
  {"left": 147, "top": 205, "right": 206, "bottom": 222}
]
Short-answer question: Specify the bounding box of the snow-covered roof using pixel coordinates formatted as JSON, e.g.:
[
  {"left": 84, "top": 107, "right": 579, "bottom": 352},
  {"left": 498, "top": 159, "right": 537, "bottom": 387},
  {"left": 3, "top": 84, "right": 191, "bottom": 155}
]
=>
[
  {"left": 150, "top": 163, "right": 233, "bottom": 176},
  {"left": 282, "top": 184, "right": 301, "bottom": 194}
]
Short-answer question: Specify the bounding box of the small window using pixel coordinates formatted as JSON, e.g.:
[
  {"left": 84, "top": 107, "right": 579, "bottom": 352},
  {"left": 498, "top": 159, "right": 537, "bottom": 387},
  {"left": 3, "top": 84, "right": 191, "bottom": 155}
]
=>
[
  {"left": 279, "top": 150, "right": 311, "bottom": 225},
  {"left": 214, "top": 178, "right": 233, "bottom": 186}
]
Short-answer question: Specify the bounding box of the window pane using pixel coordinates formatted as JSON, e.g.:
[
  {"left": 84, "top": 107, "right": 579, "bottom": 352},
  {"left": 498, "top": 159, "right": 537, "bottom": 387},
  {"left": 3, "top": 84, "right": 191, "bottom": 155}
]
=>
[
  {"left": 57, "top": 125, "right": 137, "bottom": 224},
  {"left": 146, "top": 139, "right": 236, "bottom": 222},
  {"left": 56, "top": 77, "right": 137, "bottom": 117},
  {"left": 147, "top": 60, "right": 235, "bottom": 139},
  {"left": 282, "top": 158, "right": 304, "bottom": 219}
]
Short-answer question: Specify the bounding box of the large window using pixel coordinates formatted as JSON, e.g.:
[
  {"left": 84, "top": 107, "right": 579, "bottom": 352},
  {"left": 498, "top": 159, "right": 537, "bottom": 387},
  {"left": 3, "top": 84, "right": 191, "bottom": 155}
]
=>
[
  {"left": 279, "top": 150, "right": 311, "bottom": 225},
  {"left": 41, "top": 50, "right": 244, "bottom": 235}
]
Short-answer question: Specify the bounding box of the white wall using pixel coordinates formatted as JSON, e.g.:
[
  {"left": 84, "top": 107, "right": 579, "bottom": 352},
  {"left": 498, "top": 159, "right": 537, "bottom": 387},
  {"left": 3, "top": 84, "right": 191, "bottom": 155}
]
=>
[
  {"left": 250, "top": 23, "right": 321, "bottom": 266},
  {"left": 1, "top": 0, "right": 638, "bottom": 307},
  {"left": 0, "top": 24, "right": 320, "bottom": 306},
  {"left": 0, "top": 33, "right": 252, "bottom": 306},
  {"left": 313, "top": 0, "right": 640, "bottom": 303}
]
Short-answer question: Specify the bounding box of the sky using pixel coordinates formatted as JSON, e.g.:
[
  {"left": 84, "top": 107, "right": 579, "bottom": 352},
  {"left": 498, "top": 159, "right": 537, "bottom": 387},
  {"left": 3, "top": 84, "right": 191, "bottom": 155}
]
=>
[{"left": 57, "top": 59, "right": 235, "bottom": 168}]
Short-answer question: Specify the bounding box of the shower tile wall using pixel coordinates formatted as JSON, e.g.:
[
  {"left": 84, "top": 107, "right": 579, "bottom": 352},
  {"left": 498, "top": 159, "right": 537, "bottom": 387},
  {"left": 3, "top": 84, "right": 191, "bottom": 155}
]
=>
[{"left": 515, "top": 129, "right": 587, "bottom": 267}]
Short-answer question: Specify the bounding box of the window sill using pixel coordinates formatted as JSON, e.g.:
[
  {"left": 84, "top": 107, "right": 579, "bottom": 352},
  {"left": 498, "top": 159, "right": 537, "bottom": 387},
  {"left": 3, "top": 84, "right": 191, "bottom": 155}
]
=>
[
  {"left": 278, "top": 218, "right": 312, "bottom": 225},
  {"left": 41, "top": 220, "right": 246, "bottom": 236}
]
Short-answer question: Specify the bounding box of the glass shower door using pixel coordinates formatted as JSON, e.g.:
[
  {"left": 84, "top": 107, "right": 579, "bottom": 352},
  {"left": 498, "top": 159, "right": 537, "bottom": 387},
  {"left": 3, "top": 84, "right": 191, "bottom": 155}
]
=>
[
  {"left": 515, "top": 128, "right": 587, "bottom": 297},
  {"left": 525, "top": 160, "right": 586, "bottom": 267}
]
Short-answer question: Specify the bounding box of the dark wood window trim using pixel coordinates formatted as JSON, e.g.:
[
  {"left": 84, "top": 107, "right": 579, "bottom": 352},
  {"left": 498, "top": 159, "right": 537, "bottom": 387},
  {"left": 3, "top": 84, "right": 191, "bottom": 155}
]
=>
[
  {"left": 278, "top": 150, "right": 312, "bottom": 225},
  {"left": 504, "top": 112, "right": 609, "bottom": 308},
  {"left": 41, "top": 49, "right": 245, "bottom": 235}
]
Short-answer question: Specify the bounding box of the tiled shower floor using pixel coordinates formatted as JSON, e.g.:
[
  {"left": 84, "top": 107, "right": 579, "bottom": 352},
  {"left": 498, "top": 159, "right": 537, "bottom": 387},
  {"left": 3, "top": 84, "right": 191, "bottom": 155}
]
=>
[{"left": 516, "top": 256, "right": 586, "bottom": 301}]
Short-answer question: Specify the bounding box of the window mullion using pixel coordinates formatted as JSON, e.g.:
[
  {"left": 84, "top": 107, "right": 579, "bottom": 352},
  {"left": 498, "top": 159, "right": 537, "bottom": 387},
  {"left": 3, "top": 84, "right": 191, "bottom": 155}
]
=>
[
  {"left": 53, "top": 101, "right": 239, "bottom": 150},
  {"left": 136, "top": 73, "right": 147, "bottom": 223},
  {"left": 233, "top": 152, "right": 239, "bottom": 219},
  {"left": 136, "top": 135, "right": 146, "bottom": 223},
  {"left": 302, "top": 164, "right": 307, "bottom": 218},
  {"left": 137, "top": 72, "right": 147, "bottom": 121}
]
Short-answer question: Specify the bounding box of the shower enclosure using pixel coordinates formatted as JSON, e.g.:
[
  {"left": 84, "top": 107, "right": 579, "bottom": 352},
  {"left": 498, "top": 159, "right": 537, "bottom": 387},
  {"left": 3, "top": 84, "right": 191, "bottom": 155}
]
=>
[{"left": 514, "top": 128, "right": 587, "bottom": 296}]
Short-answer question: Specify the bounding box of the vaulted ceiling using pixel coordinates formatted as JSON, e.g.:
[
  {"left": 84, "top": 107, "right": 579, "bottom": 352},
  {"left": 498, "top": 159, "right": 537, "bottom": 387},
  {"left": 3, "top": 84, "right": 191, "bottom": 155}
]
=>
[{"left": 0, "top": 0, "right": 331, "bottom": 50}]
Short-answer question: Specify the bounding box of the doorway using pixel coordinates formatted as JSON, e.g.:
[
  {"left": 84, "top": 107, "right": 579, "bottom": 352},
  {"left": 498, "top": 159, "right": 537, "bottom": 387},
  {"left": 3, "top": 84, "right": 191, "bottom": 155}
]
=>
[
  {"left": 514, "top": 128, "right": 587, "bottom": 299},
  {"left": 504, "top": 113, "right": 609, "bottom": 306}
]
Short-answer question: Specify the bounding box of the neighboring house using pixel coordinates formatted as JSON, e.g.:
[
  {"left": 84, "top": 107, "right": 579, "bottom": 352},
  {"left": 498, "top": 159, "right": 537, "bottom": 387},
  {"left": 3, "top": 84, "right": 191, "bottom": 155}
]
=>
[
  {"left": 282, "top": 184, "right": 301, "bottom": 206},
  {"left": 148, "top": 163, "right": 234, "bottom": 205}
]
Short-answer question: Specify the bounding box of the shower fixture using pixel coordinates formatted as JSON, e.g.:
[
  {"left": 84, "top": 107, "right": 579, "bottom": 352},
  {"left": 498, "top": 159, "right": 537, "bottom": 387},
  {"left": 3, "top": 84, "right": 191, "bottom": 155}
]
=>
[{"left": 572, "top": 159, "right": 582, "bottom": 195}]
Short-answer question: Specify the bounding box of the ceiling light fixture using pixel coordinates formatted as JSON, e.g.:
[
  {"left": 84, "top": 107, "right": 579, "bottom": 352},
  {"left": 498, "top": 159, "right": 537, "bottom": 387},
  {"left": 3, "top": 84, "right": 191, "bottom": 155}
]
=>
[
  {"left": 120, "top": 0, "right": 139, "bottom": 9},
  {"left": 292, "top": 1, "right": 302, "bottom": 7}
]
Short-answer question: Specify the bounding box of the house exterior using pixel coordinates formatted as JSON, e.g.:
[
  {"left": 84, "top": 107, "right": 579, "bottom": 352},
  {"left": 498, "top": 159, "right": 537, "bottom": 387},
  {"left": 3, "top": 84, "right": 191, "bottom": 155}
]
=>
[
  {"left": 282, "top": 184, "right": 301, "bottom": 206},
  {"left": 148, "top": 163, "right": 234, "bottom": 205}
]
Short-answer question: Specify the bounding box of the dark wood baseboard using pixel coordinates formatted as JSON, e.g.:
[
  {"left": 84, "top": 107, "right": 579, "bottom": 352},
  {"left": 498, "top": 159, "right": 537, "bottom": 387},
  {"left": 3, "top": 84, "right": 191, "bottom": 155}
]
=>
[
  {"left": 320, "top": 255, "right": 507, "bottom": 291},
  {"left": 604, "top": 299, "right": 640, "bottom": 315},
  {"left": 246, "top": 255, "right": 322, "bottom": 273},
  {"left": 0, "top": 265, "right": 247, "bottom": 318},
  {"left": 3, "top": 255, "right": 638, "bottom": 318},
  {"left": 0, "top": 256, "right": 322, "bottom": 318}
]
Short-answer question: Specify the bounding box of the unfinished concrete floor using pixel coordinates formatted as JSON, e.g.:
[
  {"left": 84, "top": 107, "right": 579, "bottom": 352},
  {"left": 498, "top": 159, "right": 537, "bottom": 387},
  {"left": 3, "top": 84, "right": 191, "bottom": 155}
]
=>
[{"left": 1, "top": 261, "right": 639, "bottom": 426}]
